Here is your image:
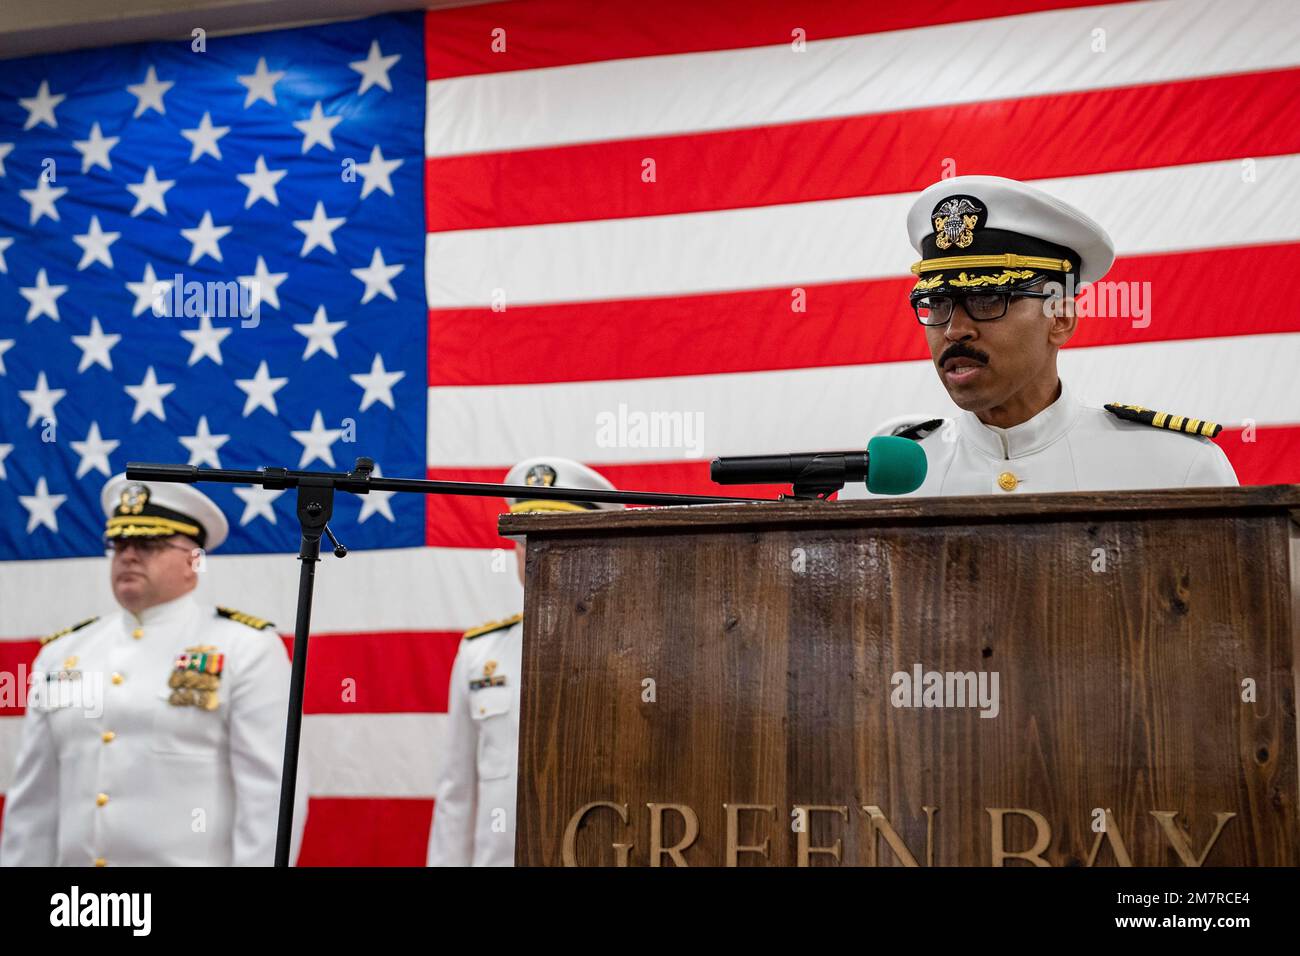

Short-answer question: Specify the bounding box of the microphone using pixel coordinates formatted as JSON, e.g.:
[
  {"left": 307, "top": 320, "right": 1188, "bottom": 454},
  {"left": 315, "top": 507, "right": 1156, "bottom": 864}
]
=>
[{"left": 710, "top": 435, "right": 927, "bottom": 498}]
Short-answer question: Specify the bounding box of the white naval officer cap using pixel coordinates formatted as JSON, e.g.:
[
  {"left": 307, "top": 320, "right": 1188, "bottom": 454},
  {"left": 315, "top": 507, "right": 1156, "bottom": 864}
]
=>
[
  {"left": 907, "top": 175, "right": 1115, "bottom": 298},
  {"left": 101, "top": 473, "right": 230, "bottom": 550},
  {"left": 503, "top": 457, "right": 623, "bottom": 514}
]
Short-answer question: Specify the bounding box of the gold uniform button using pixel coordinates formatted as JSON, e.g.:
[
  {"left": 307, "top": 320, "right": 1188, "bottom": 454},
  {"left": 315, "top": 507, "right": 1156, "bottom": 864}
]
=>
[
  {"left": 96, "top": 793, "right": 109, "bottom": 807},
  {"left": 997, "top": 471, "right": 1019, "bottom": 492},
  {"left": 102, "top": 731, "right": 116, "bottom": 744},
  {"left": 131, "top": 628, "right": 144, "bottom": 640},
  {"left": 111, "top": 672, "right": 124, "bottom": 685},
  {"left": 94, "top": 858, "right": 107, "bottom": 867}
]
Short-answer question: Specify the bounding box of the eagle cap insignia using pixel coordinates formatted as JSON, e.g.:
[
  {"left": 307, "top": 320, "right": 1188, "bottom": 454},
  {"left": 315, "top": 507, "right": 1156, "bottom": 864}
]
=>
[
  {"left": 119, "top": 483, "right": 150, "bottom": 515},
  {"left": 525, "top": 464, "right": 557, "bottom": 487},
  {"left": 932, "top": 195, "right": 985, "bottom": 250}
]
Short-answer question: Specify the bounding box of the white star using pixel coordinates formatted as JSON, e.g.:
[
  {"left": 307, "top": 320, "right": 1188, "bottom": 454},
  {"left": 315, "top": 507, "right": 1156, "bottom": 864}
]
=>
[
  {"left": 291, "top": 410, "right": 344, "bottom": 468},
  {"left": 236, "top": 154, "right": 288, "bottom": 208},
  {"left": 0, "top": 142, "right": 13, "bottom": 176},
  {"left": 293, "top": 202, "right": 346, "bottom": 257},
  {"left": 179, "top": 415, "right": 230, "bottom": 468},
  {"left": 70, "top": 422, "right": 120, "bottom": 479},
  {"left": 234, "top": 485, "right": 285, "bottom": 525},
  {"left": 0, "top": 443, "right": 12, "bottom": 480},
  {"left": 0, "top": 338, "right": 13, "bottom": 375},
  {"left": 294, "top": 305, "right": 347, "bottom": 360},
  {"left": 19, "top": 268, "right": 68, "bottom": 322},
  {"left": 19, "top": 81, "right": 65, "bottom": 130},
  {"left": 126, "top": 166, "right": 175, "bottom": 217},
  {"left": 19, "top": 477, "right": 66, "bottom": 533},
  {"left": 349, "top": 353, "right": 406, "bottom": 412},
  {"left": 356, "top": 464, "right": 396, "bottom": 523},
  {"left": 237, "top": 256, "right": 288, "bottom": 313},
  {"left": 72, "top": 122, "right": 120, "bottom": 173},
  {"left": 349, "top": 40, "right": 401, "bottom": 95},
  {"left": 234, "top": 360, "right": 288, "bottom": 417},
  {"left": 355, "top": 144, "right": 403, "bottom": 199},
  {"left": 0, "top": 235, "right": 12, "bottom": 272},
  {"left": 126, "top": 262, "right": 173, "bottom": 317},
  {"left": 351, "top": 247, "right": 404, "bottom": 304},
  {"left": 18, "top": 371, "right": 65, "bottom": 426},
  {"left": 71, "top": 317, "right": 121, "bottom": 372},
  {"left": 72, "top": 215, "right": 120, "bottom": 270},
  {"left": 237, "top": 57, "right": 285, "bottom": 107},
  {"left": 180, "top": 111, "right": 230, "bottom": 162},
  {"left": 127, "top": 65, "right": 173, "bottom": 117},
  {"left": 20, "top": 177, "right": 68, "bottom": 225},
  {"left": 181, "top": 210, "right": 233, "bottom": 264},
  {"left": 124, "top": 366, "right": 176, "bottom": 423},
  {"left": 180, "top": 314, "right": 232, "bottom": 366},
  {"left": 293, "top": 101, "right": 343, "bottom": 153}
]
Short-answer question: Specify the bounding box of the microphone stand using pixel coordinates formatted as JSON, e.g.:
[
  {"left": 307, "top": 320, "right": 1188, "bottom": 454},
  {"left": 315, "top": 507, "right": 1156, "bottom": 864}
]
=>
[{"left": 125, "top": 457, "right": 772, "bottom": 867}]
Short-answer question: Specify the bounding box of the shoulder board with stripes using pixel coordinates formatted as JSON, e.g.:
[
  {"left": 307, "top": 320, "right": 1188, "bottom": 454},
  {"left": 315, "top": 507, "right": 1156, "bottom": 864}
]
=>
[
  {"left": 216, "top": 606, "right": 276, "bottom": 631},
  {"left": 40, "top": 617, "right": 99, "bottom": 646},
  {"left": 893, "top": 417, "right": 946, "bottom": 441},
  {"left": 463, "top": 613, "right": 523, "bottom": 640},
  {"left": 1104, "top": 403, "right": 1222, "bottom": 438}
]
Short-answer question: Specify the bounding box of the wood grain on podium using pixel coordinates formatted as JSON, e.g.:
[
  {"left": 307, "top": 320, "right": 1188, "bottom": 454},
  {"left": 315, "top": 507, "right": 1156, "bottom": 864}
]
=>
[{"left": 505, "top": 486, "right": 1300, "bottom": 866}]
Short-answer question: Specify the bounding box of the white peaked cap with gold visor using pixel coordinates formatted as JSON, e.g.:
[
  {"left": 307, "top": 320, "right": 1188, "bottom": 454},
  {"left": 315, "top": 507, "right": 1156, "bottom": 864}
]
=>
[
  {"left": 503, "top": 457, "right": 623, "bottom": 514},
  {"left": 101, "top": 473, "right": 230, "bottom": 551},
  {"left": 907, "top": 175, "right": 1116, "bottom": 298}
]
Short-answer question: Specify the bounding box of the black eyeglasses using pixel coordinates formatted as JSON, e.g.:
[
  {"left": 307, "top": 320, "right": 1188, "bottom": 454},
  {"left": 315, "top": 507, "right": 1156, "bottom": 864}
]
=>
[
  {"left": 104, "top": 537, "right": 193, "bottom": 557},
  {"left": 912, "top": 290, "right": 1058, "bottom": 326}
]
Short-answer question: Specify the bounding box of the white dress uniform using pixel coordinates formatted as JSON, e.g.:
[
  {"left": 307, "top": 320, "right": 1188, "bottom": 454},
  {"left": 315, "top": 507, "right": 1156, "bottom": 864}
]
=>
[
  {"left": 427, "top": 456, "right": 621, "bottom": 867},
  {"left": 841, "top": 379, "right": 1238, "bottom": 498},
  {"left": 0, "top": 595, "right": 308, "bottom": 867},
  {"left": 0, "top": 474, "right": 307, "bottom": 867},
  {"left": 839, "top": 174, "right": 1239, "bottom": 499},
  {"left": 426, "top": 614, "right": 523, "bottom": 867}
]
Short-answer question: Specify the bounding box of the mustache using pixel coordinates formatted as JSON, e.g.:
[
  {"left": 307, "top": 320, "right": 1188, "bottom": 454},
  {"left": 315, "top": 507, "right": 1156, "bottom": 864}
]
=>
[{"left": 938, "top": 342, "right": 990, "bottom": 367}]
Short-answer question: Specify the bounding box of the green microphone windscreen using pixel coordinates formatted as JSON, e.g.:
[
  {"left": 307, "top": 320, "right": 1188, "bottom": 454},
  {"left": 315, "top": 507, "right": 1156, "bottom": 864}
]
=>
[{"left": 865, "top": 435, "right": 928, "bottom": 495}]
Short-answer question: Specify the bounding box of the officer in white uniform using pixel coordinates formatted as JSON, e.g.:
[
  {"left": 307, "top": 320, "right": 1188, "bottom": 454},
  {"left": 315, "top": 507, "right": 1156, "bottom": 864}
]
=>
[
  {"left": 427, "top": 457, "right": 622, "bottom": 867},
  {"left": 842, "top": 175, "right": 1237, "bottom": 498},
  {"left": 0, "top": 476, "right": 307, "bottom": 866}
]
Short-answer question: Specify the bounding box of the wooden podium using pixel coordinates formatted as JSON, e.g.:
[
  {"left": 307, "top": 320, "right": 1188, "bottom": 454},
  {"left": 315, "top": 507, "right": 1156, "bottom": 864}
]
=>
[{"left": 499, "top": 486, "right": 1300, "bottom": 867}]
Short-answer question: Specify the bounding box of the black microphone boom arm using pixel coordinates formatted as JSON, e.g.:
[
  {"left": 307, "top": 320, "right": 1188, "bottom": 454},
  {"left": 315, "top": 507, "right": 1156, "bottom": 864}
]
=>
[{"left": 124, "top": 457, "right": 772, "bottom": 866}]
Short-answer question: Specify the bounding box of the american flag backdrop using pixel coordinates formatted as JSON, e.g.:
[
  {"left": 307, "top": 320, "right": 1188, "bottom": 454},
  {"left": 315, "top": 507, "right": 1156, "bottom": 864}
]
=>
[{"left": 1, "top": 0, "right": 1298, "bottom": 865}]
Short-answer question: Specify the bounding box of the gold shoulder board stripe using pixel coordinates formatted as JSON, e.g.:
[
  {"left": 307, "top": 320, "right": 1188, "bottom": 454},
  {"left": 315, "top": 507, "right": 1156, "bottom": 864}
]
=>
[
  {"left": 1104, "top": 403, "right": 1222, "bottom": 438},
  {"left": 40, "top": 617, "right": 99, "bottom": 646},
  {"left": 216, "top": 606, "right": 276, "bottom": 631},
  {"left": 464, "top": 612, "right": 523, "bottom": 640}
]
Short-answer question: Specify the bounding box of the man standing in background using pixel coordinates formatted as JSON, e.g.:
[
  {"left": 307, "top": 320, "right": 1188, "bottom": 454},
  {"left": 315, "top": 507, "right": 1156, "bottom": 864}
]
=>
[
  {"left": 428, "top": 457, "right": 621, "bottom": 867},
  {"left": 0, "top": 475, "right": 307, "bottom": 866}
]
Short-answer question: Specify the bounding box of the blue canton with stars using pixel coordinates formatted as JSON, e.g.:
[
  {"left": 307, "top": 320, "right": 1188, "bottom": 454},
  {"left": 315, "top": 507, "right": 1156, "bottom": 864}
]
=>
[{"left": 0, "top": 13, "right": 426, "bottom": 560}]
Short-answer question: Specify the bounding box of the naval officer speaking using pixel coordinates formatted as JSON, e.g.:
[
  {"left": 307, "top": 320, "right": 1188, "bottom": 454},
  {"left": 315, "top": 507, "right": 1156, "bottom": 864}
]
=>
[{"left": 842, "top": 175, "right": 1238, "bottom": 498}]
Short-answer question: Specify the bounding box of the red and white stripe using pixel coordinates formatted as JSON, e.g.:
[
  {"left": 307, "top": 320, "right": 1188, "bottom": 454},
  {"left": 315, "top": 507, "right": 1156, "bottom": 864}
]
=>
[{"left": 4, "top": 0, "right": 1299, "bottom": 865}]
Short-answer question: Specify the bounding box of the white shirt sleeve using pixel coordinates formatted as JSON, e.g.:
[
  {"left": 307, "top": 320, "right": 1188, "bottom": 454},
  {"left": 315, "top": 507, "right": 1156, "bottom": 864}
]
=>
[
  {"left": 1184, "top": 439, "right": 1240, "bottom": 488},
  {"left": 0, "top": 679, "right": 59, "bottom": 866},
  {"left": 427, "top": 641, "right": 477, "bottom": 866},
  {"left": 228, "top": 631, "right": 308, "bottom": 866}
]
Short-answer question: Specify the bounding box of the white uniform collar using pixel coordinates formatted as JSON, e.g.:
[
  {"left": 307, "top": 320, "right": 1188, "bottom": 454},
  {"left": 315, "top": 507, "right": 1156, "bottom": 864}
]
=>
[
  {"left": 122, "top": 591, "right": 200, "bottom": 630},
  {"left": 957, "top": 379, "right": 1082, "bottom": 460}
]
